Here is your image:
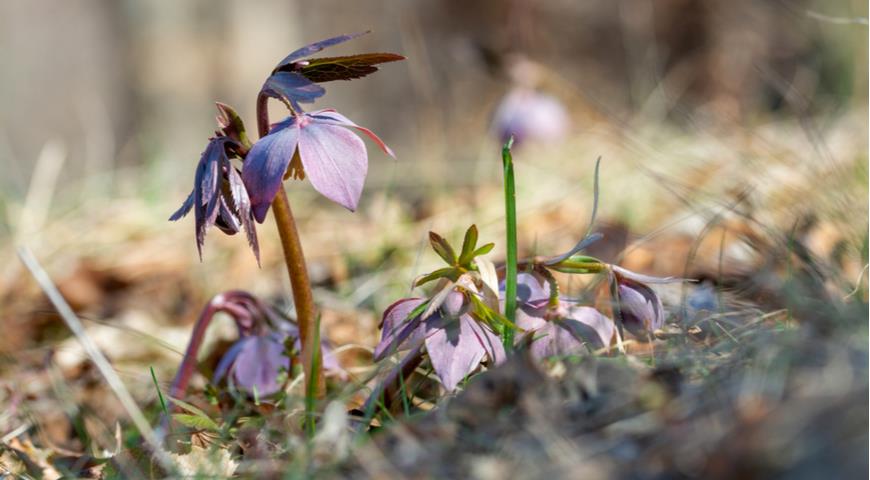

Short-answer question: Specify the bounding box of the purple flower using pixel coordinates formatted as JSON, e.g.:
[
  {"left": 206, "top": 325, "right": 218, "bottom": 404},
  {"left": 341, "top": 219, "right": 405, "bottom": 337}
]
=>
[
  {"left": 170, "top": 291, "right": 341, "bottom": 401},
  {"left": 508, "top": 273, "right": 614, "bottom": 359},
  {"left": 170, "top": 129, "right": 258, "bottom": 261},
  {"left": 374, "top": 290, "right": 505, "bottom": 392},
  {"left": 213, "top": 326, "right": 342, "bottom": 397},
  {"left": 492, "top": 87, "right": 569, "bottom": 146},
  {"left": 611, "top": 265, "right": 676, "bottom": 340},
  {"left": 241, "top": 109, "right": 394, "bottom": 220}
]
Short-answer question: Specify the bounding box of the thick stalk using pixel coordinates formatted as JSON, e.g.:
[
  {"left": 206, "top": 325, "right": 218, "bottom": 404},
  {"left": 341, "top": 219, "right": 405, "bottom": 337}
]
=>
[{"left": 256, "top": 94, "right": 324, "bottom": 397}]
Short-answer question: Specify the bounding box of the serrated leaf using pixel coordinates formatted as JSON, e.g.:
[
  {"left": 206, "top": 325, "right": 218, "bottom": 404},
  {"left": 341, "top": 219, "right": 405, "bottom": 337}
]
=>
[
  {"left": 274, "top": 32, "right": 369, "bottom": 70},
  {"left": 458, "top": 224, "right": 479, "bottom": 265},
  {"left": 296, "top": 53, "right": 405, "bottom": 83},
  {"left": 172, "top": 414, "right": 220, "bottom": 431},
  {"left": 429, "top": 232, "right": 457, "bottom": 265}
]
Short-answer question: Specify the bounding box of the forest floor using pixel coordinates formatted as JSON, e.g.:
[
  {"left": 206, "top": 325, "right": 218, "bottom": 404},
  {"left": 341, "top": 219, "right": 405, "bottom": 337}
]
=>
[{"left": 1, "top": 109, "right": 867, "bottom": 479}]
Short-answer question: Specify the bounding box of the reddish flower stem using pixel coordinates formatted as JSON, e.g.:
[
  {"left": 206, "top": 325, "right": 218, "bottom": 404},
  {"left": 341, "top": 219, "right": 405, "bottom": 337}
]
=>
[{"left": 256, "top": 93, "right": 324, "bottom": 397}]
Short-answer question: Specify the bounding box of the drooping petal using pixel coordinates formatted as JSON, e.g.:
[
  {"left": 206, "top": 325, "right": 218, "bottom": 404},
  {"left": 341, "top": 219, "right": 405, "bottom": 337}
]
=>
[
  {"left": 617, "top": 281, "right": 665, "bottom": 338},
  {"left": 374, "top": 298, "right": 426, "bottom": 361},
  {"left": 425, "top": 315, "right": 486, "bottom": 392},
  {"left": 274, "top": 32, "right": 369, "bottom": 70},
  {"left": 213, "top": 336, "right": 253, "bottom": 385},
  {"left": 297, "top": 121, "right": 367, "bottom": 211},
  {"left": 193, "top": 140, "right": 223, "bottom": 258},
  {"left": 241, "top": 122, "right": 300, "bottom": 222},
  {"left": 466, "top": 315, "right": 506, "bottom": 365},
  {"left": 510, "top": 272, "right": 552, "bottom": 304},
  {"left": 514, "top": 303, "right": 557, "bottom": 359},
  {"left": 232, "top": 334, "right": 290, "bottom": 396},
  {"left": 226, "top": 166, "right": 259, "bottom": 262},
  {"left": 261, "top": 71, "right": 326, "bottom": 108},
  {"left": 309, "top": 110, "right": 395, "bottom": 158},
  {"left": 169, "top": 191, "right": 194, "bottom": 221},
  {"left": 214, "top": 195, "right": 241, "bottom": 235},
  {"left": 557, "top": 305, "right": 614, "bottom": 351}
]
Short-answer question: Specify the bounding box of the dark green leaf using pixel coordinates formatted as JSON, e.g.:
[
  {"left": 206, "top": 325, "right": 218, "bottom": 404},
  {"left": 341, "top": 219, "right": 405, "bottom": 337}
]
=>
[{"left": 296, "top": 53, "right": 405, "bottom": 83}]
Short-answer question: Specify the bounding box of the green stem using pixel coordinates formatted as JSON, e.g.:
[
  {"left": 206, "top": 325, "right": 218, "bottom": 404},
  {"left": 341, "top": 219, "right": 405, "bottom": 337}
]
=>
[
  {"left": 256, "top": 93, "right": 324, "bottom": 398},
  {"left": 502, "top": 138, "right": 518, "bottom": 351}
]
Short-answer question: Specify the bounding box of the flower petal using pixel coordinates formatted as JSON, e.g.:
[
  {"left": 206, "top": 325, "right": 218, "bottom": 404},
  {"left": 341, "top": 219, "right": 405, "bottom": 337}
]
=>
[
  {"left": 227, "top": 166, "right": 259, "bottom": 262},
  {"left": 193, "top": 140, "right": 223, "bottom": 258},
  {"left": 297, "top": 122, "right": 368, "bottom": 211},
  {"left": 242, "top": 122, "right": 300, "bottom": 222},
  {"left": 466, "top": 315, "right": 506, "bottom": 365},
  {"left": 169, "top": 191, "right": 194, "bottom": 221},
  {"left": 213, "top": 337, "right": 253, "bottom": 385},
  {"left": 232, "top": 335, "right": 290, "bottom": 396},
  {"left": 424, "top": 315, "right": 486, "bottom": 392},
  {"left": 617, "top": 281, "right": 664, "bottom": 338},
  {"left": 309, "top": 110, "right": 395, "bottom": 158},
  {"left": 557, "top": 305, "right": 614, "bottom": 351},
  {"left": 261, "top": 71, "right": 325, "bottom": 106},
  {"left": 374, "top": 298, "right": 426, "bottom": 361}
]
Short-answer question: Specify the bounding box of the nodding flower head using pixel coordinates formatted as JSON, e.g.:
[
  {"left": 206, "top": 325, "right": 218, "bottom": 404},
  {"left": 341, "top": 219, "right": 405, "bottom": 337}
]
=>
[
  {"left": 507, "top": 272, "right": 614, "bottom": 359},
  {"left": 205, "top": 292, "right": 342, "bottom": 397},
  {"left": 170, "top": 105, "right": 259, "bottom": 261},
  {"left": 241, "top": 109, "right": 394, "bottom": 220},
  {"left": 374, "top": 288, "right": 505, "bottom": 392},
  {"left": 611, "top": 265, "right": 677, "bottom": 340},
  {"left": 492, "top": 87, "right": 569, "bottom": 146},
  {"left": 170, "top": 291, "right": 342, "bottom": 401}
]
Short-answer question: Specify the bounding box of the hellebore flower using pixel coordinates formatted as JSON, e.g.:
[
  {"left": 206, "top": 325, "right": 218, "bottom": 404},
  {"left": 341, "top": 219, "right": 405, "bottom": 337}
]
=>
[
  {"left": 213, "top": 318, "right": 342, "bottom": 397},
  {"left": 611, "top": 265, "right": 679, "bottom": 340},
  {"left": 374, "top": 289, "right": 505, "bottom": 392},
  {"left": 508, "top": 272, "right": 614, "bottom": 359},
  {"left": 492, "top": 87, "right": 570, "bottom": 146},
  {"left": 170, "top": 107, "right": 259, "bottom": 261},
  {"left": 241, "top": 109, "right": 394, "bottom": 220},
  {"left": 170, "top": 290, "right": 341, "bottom": 401}
]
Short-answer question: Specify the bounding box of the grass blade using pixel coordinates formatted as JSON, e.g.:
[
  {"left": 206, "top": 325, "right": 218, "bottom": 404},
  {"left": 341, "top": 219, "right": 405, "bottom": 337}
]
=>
[{"left": 501, "top": 138, "right": 518, "bottom": 351}]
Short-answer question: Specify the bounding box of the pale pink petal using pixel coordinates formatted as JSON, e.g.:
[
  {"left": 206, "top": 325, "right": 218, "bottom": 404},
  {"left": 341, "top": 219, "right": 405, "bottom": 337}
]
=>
[
  {"left": 309, "top": 109, "right": 395, "bottom": 158},
  {"left": 374, "top": 298, "right": 426, "bottom": 360},
  {"left": 297, "top": 122, "right": 368, "bottom": 211},
  {"left": 232, "top": 335, "right": 290, "bottom": 396},
  {"left": 241, "top": 123, "right": 300, "bottom": 222},
  {"left": 425, "top": 317, "right": 486, "bottom": 392}
]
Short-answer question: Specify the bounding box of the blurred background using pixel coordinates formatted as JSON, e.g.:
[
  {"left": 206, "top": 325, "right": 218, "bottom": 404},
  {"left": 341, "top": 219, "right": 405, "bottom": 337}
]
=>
[
  {"left": 0, "top": 0, "right": 866, "bottom": 188},
  {"left": 0, "top": 0, "right": 867, "bottom": 457}
]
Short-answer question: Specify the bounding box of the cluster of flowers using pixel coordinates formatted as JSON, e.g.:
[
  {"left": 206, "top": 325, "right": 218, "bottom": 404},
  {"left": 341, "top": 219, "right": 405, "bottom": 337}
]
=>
[{"left": 373, "top": 226, "right": 677, "bottom": 392}]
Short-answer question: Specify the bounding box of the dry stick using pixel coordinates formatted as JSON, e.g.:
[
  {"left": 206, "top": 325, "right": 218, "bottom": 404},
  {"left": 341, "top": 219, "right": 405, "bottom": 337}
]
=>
[
  {"left": 256, "top": 93, "right": 325, "bottom": 397},
  {"left": 17, "top": 247, "right": 177, "bottom": 475}
]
